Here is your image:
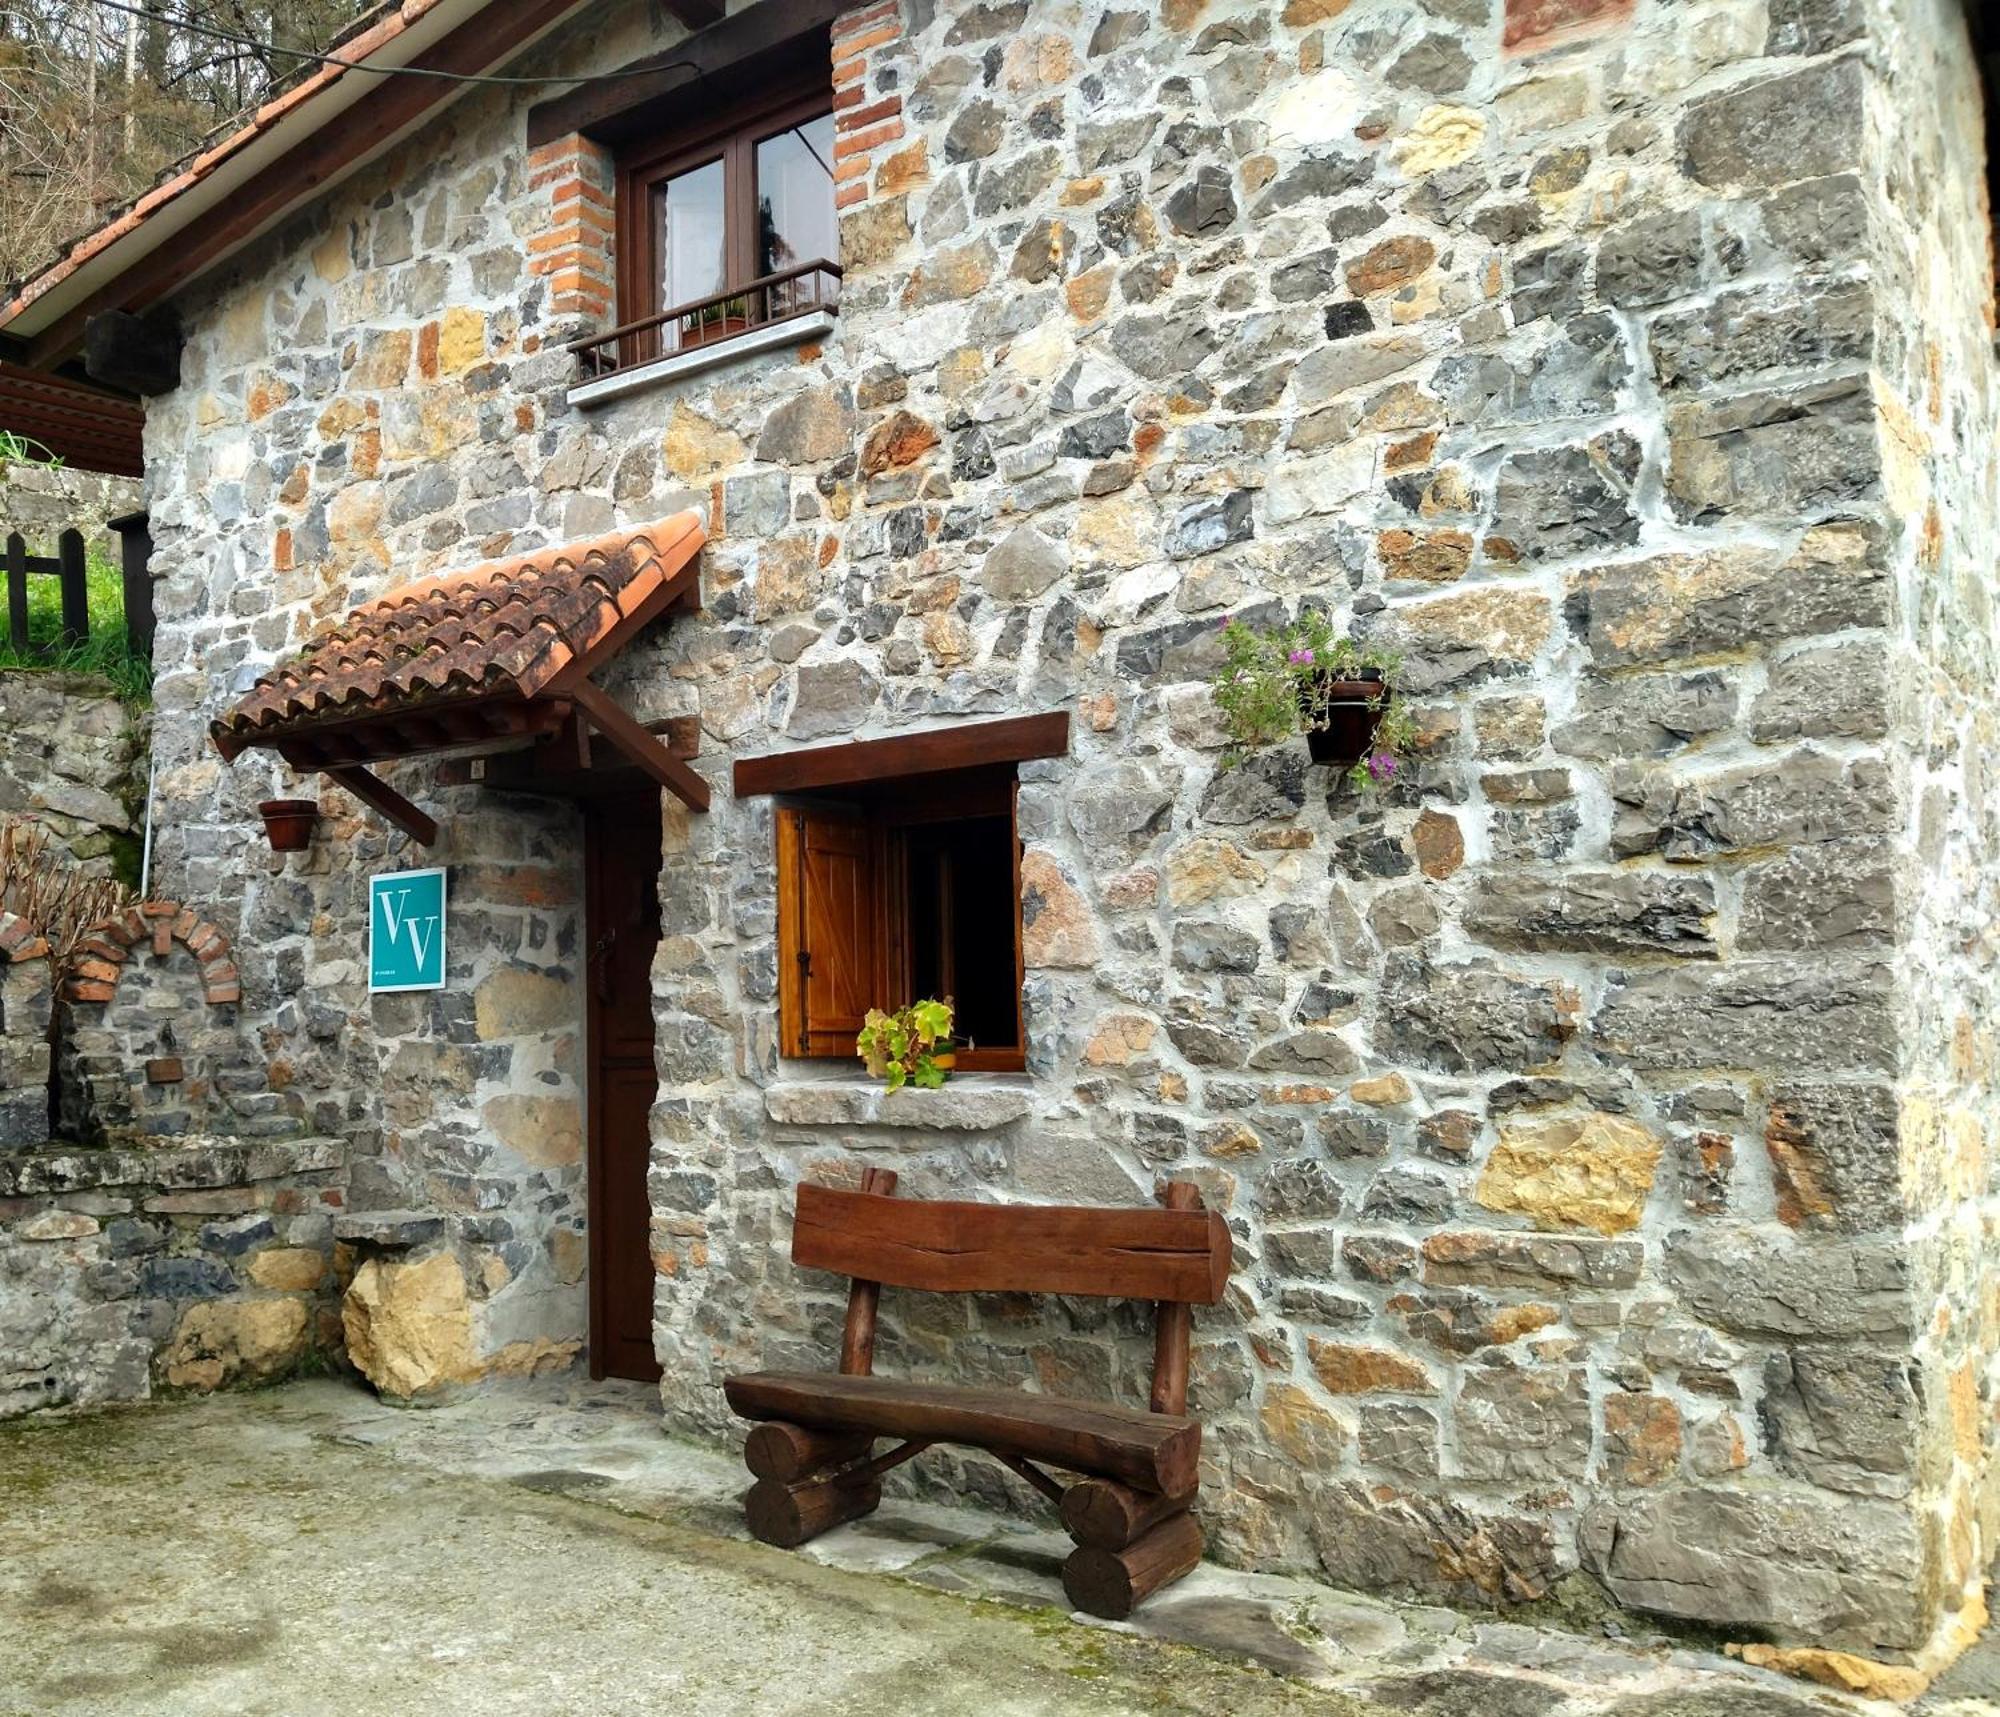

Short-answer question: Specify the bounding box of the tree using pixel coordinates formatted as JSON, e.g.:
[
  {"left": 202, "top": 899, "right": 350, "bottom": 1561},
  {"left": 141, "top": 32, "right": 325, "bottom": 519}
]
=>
[{"left": 0, "top": 0, "right": 376, "bottom": 287}]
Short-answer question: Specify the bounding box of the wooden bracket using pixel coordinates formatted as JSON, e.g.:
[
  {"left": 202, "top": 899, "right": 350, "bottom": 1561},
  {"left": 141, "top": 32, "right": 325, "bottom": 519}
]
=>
[
  {"left": 85, "top": 308, "right": 182, "bottom": 396},
  {"left": 992, "top": 1449, "right": 1067, "bottom": 1506},
  {"left": 569, "top": 679, "right": 709, "bottom": 812},
  {"left": 324, "top": 764, "right": 438, "bottom": 846},
  {"left": 832, "top": 1438, "right": 934, "bottom": 1489}
]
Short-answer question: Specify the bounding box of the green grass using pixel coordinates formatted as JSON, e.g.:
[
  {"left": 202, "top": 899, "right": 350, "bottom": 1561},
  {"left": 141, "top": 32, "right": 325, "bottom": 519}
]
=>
[{"left": 0, "top": 545, "right": 152, "bottom": 707}]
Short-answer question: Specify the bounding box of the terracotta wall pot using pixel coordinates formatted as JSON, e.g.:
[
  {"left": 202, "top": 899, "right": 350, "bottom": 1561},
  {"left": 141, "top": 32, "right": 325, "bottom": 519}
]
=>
[
  {"left": 1302, "top": 680, "right": 1389, "bottom": 766},
  {"left": 258, "top": 799, "right": 319, "bottom": 852}
]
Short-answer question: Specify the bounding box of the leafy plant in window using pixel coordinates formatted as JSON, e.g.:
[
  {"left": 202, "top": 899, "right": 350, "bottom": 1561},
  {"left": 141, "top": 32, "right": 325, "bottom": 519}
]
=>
[
  {"left": 856, "top": 997, "right": 955, "bottom": 1091},
  {"left": 1211, "top": 611, "right": 1416, "bottom": 789},
  {"left": 685, "top": 293, "right": 754, "bottom": 348}
]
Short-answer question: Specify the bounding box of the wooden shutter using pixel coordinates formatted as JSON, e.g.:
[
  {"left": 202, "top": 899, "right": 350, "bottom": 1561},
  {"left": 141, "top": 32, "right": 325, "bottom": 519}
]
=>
[{"left": 776, "top": 805, "right": 883, "bottom": 1057}]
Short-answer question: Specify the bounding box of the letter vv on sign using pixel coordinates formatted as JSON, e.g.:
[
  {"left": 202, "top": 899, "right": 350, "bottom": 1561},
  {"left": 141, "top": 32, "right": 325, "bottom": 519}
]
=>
[{"left": 369, "top": 867, "right": 448, "bottom": 993}]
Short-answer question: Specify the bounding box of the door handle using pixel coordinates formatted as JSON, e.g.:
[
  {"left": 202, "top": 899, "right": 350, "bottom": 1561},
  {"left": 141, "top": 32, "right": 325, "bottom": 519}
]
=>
[{"left": 591, "top": 926, "right": 619, "bottom": 1003}]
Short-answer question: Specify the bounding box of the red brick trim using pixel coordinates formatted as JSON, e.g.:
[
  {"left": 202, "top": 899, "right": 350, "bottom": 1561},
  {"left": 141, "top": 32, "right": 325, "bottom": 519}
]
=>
[
  {"left": 831, "top": 2, "right": 907, "bottom": 212},
  {"left": 527, "top": 133, "right": 615, "bottom": 321},
  {"left": 66, "top": 902, "right": 240, "bottom": 1006},
  {"left": 0, "top": 911, "right": 51, "bottom": 965}
]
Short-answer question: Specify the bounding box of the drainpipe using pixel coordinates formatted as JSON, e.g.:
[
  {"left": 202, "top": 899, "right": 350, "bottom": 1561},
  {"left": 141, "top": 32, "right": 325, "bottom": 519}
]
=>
[{"left": 138, "top": 761, "right": 155, "bottom": 899}]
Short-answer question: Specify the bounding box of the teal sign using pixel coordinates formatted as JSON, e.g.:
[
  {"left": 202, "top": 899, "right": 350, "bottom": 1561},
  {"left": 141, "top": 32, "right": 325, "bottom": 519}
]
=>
[{"left": 369, "top": 867, "right": 447, "bottom": 993}]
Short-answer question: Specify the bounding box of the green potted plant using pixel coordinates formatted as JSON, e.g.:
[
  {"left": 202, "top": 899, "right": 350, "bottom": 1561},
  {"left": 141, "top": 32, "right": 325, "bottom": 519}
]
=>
[
  {"left": 1212, "top": 612, "right": 1416, "bottom": 788},
  {"left": 856, "top": 998, "right": 956, "bottom": 1091},
  {"left": 683, "top": 294, "right": 754, "bottom": 348}
]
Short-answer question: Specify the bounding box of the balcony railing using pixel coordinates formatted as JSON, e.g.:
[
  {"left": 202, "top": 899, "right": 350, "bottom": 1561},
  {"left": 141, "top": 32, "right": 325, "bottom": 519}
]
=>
[{"left": 568, "top": 259, "right": 843, "bottom": 381}]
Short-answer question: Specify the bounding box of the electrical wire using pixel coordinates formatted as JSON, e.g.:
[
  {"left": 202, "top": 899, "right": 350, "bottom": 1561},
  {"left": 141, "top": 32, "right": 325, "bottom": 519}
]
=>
[
  {"left": 83, "top": 0, "right": 704, "bottom": 86},
  {"left": 80, "top": 0, "right": 833, "bottom": 174}
]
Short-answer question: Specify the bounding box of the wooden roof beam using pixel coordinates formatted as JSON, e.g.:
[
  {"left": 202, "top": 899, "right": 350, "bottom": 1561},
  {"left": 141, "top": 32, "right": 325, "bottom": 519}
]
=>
[
  {"left": 570, "top": 680, "right": 709, "bottom": 811},
  {"left": 325, "top": 764, "right": 438, "bottom": 847}
]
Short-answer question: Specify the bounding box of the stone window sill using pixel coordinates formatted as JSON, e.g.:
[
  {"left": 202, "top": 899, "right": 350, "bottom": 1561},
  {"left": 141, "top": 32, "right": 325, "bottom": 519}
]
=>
[
  {"left": 566, "top": 310, "right": 836, "bottom": 410},
  {"left": 764, "top": 1073, "right": 1032, "bottom": 1132}
]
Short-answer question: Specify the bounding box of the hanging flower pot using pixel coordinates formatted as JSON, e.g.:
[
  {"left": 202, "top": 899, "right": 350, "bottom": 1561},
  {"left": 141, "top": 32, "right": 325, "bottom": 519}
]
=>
[
  {"left": 1302, "top": 678, "right": 1390, "bottom": 768},
  {"left": 1213, "top": 615, "right": 1416, "bottom": 790},
  {"left": 258, "top": 799, "right": 319, "bottom": 852}
]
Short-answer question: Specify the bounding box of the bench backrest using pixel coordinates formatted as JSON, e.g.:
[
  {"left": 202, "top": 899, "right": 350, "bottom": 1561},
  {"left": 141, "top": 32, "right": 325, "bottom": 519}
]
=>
[
  {"left": 793, "top": 1182, "right": 1230, "bottom": 1305},
  {"left": 791, "top": 1168, "right": 1229, "bottom": 1417}
]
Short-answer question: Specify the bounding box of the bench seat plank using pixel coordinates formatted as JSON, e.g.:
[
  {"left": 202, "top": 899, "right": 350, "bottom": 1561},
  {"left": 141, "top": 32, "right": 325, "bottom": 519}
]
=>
[{"left": 724, "top": 1371, "right": 1202, "bottom": 1496}]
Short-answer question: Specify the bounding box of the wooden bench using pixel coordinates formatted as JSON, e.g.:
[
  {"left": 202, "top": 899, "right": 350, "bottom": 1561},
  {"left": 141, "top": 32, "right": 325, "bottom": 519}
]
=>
[{"left": 723, "top": 1167, "right": 1232, "bottom": 1618}]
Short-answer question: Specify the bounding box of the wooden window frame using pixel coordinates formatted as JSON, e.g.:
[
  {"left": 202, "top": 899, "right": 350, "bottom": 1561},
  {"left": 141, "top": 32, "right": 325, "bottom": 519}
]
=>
[
  {"left": 613, "top": 67, "right": 835, "bottom": 360},
  {"left": 775, "top": 770, "right": 1027, "bottom": 1075}
]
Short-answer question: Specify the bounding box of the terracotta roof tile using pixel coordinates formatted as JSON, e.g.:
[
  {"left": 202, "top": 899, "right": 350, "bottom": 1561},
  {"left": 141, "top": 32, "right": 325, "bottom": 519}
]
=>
[{"left": 211, "top": 512, "right": 703, "bottom": 758}]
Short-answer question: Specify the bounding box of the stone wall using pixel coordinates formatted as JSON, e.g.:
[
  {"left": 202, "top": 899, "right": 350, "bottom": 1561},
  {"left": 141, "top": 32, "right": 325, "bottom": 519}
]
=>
[
  {"left": 0, "top": 670, "right": 144, "bottom": 875},
  {"left": 132, "top": 0, "right": 1999, "bottom": 1668},
  {"left": 1868, "top": 0, "right": 2000, "bottom": 1662},
  {"left": 0, "top": 1135, "right": 347, "bottom": 1417},
  {"left": 0, "top": 461, "right": 142, "bottom": 548},
  {"left": 0, "top": 912, "right": 53, "bottom": 1148},
  {"left": 58, "top": 900, "right": 281, "bottom": 1144},
  {"left": 158, "top": 777, "right": 592, "bottom": 1381}
]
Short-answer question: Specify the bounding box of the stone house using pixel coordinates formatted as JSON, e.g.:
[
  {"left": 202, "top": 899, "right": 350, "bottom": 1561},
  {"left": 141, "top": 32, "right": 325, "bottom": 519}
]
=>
[{"left": 2, "top": 0, "right": 1998, "bottom": 1680}]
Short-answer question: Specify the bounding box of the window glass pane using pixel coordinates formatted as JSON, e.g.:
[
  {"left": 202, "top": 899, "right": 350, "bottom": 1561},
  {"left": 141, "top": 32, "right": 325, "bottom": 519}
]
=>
[
  {"left": 654, "top": 157, "right": 725, "bottom": 339},
  {"left": 756, "top": 114, "right": 837, "bottom": 313}
]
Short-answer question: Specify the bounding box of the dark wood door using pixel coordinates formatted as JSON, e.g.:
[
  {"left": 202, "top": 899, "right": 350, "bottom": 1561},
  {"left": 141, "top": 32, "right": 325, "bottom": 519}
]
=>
[{"left": 586, "top": 795, "right": 664, "bottom": 1383}]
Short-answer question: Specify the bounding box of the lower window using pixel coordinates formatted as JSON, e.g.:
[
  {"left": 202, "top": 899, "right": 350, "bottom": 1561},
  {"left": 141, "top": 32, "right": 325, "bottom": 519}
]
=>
[{"left": 775, "top": 766, "right": 1024, "bottom": 1072}]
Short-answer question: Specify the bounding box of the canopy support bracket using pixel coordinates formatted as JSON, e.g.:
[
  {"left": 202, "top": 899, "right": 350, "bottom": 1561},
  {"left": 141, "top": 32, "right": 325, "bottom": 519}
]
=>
[
  {"left": 324, "top": 764, "right": 438, "bottom": 847},
  {"left": 569, "top": 679, "right": 710, "bottom": 811}
]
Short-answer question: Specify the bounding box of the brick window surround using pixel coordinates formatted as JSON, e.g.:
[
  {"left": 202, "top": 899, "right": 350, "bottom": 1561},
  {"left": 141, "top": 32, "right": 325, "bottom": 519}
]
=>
[{"left": 527, "top": 134, "right": 615, "bottom": 323}]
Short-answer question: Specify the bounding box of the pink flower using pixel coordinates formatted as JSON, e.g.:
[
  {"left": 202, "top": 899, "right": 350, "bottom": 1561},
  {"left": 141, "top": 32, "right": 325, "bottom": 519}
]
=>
[
  {"left": 1288, "top": 648, "right": 1316, "bottom": 666},
  {"left": 1366, "top": 753, "right": 1398, "bottom": 781}
]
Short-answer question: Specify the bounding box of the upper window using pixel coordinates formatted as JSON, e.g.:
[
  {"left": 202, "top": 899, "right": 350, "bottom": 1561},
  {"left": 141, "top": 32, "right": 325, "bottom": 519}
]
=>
[
  {"left": 613, "top": 75, "right": 839, "bottom": 370},
  {"left": 775, "top": 767, "right": 1025, "bottom": 1073}
]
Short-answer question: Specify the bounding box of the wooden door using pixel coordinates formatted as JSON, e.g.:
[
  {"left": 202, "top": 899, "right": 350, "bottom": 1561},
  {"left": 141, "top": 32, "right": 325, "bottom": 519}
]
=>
[{"left": 585, "top": 795, "right": 664, "bottom": 1383}]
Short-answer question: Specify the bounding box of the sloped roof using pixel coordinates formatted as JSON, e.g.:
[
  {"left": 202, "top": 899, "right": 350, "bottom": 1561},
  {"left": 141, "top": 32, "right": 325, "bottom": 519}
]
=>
[{"left": 210, "top": 512, "right": 704, "bottom": 760}]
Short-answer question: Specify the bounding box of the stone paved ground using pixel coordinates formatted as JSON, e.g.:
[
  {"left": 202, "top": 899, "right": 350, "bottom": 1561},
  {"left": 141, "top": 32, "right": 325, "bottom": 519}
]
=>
[{"left": 0, "top": 1376, "right": 1991, "bottom": 1717}]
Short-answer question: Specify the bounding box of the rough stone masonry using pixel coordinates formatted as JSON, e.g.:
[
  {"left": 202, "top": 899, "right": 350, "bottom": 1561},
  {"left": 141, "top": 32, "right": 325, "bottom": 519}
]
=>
[{"left": 101, "top": 0, "right": 2000, "bottom": 1677}]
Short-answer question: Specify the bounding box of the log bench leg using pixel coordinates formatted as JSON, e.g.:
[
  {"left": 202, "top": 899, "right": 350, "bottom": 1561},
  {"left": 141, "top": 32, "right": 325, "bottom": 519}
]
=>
[
  {"left": 1062, "top": 1506, "right": 1204, "bottom": 1619},
  {"left": 1061, "top": 1475, "right": 1195, "bottom": 1550},
  {"left": 744, "top": 1472, "right": 883, "bottom": 1548},
  {"left": 745, "top": 1419, "right": 873, "bottom": 1483}
]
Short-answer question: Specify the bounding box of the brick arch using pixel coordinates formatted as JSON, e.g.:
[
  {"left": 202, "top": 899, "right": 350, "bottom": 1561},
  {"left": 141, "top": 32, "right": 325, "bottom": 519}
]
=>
[
  {"left": 66, "top": 902, "right": 240, "bottom": 1006},
  {"left": 0, "top": 912, "right": 51, "bottom": 965}
]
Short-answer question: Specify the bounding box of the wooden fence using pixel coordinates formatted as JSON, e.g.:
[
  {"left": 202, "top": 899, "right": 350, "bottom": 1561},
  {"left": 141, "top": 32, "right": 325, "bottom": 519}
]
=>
[{"left": 2, "top": 512, "right": 153, "bottom": 660}]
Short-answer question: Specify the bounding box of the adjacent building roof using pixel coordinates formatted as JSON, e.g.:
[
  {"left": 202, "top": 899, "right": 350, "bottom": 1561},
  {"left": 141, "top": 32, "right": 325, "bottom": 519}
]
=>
[
  {"left": 0, "top": 362, "right": 145, "bottom": 477},
  {"left": 210, "top": 512, "right": 705, "bottom": 763}
]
